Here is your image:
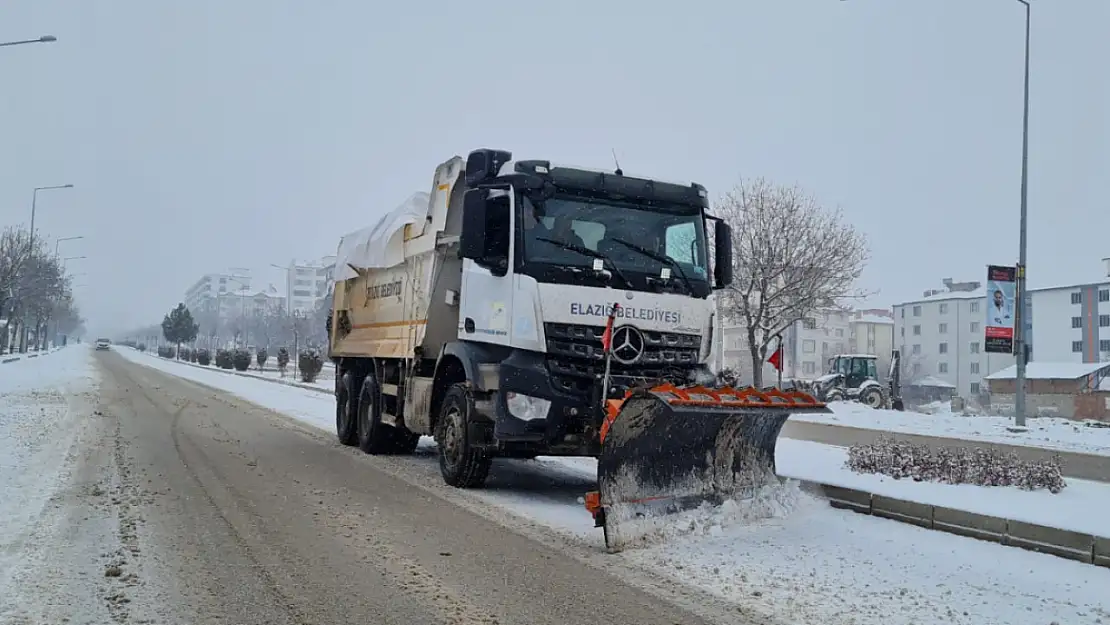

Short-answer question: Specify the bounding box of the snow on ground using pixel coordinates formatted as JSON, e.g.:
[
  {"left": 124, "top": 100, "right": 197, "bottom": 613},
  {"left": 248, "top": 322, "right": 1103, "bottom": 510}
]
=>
[
  {"left": 794, "top": 400, "right": 1110, "bottom": 457},
  {"left": 117, "top": 348, "right": 1110, "bottom": 625},
  {"left": 0, "top": 347, "right": 100, "bottom": 605}
]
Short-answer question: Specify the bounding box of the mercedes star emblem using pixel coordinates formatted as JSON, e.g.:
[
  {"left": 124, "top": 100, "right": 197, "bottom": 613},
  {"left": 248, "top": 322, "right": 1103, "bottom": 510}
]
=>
[{"left": 610, "top": 326, "right": 645, "bottom": 365}]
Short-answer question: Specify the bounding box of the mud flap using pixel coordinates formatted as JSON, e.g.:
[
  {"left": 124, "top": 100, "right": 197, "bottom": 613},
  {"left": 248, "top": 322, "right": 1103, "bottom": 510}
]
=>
[{"left": 586, "top": 384, "right": 830, "bottom": 551}]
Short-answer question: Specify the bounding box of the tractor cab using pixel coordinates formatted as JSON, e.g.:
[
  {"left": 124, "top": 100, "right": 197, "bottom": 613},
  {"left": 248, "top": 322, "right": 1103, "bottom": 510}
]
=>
[
  {"left": 813, "top": 353, "right": 888, "bottom": 408},
  {"left": 829, "top": 354, "right": 879, "bottom": 389}
]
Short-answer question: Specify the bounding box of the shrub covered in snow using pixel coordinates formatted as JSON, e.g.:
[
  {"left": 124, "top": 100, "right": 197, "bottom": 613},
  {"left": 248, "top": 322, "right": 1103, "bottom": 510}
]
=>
[
  {"left": 178, "top": 347, "right": 191, "bottom": 362},
  {"left": 846, "top": 435, "right": 1066, "bottom": 493},
  {"left": 157, "top": 346, "right": 174, "bottom": 358},
  {"left": 215, "top": 349, "right": 233, "bottom": 369},
  {"left": 232, "top": 348, "right": 252, "bottom": 371},
  {"left": 137, "top": 343, "right": 146, "bottom": 352},
  {"left": 195, "top": 348, "right": 210, "bottom": 366},
  {"left": 298, "top": 348, "right": 323, "bottom": 383},
  {"left": 256, "top": 347, "right": 268, "bottom": 371}
]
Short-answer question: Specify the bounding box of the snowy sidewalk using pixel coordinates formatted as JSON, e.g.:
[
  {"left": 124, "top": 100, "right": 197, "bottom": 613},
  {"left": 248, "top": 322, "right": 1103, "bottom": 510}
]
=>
[{"left": 0, "top": 346, "right": 101, "bottom": 616}]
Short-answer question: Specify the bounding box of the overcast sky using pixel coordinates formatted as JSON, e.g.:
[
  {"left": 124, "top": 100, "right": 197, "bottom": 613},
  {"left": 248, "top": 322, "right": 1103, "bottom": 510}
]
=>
[{"left": 2, "top": 0, "right": 1106, "bottom": 337}]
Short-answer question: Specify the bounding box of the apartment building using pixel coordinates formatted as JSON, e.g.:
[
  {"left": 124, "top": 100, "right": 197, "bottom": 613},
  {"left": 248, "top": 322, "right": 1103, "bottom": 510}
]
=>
[
  {"left": 1026, "top": 259, "right": 1110, "bottom": 363},
  {"left": 894, "top": 278, "right": 1015, "bottom": 397},
  {"left": 283, "top": 256, "right": 336, "bottom": 314},
  {"left": 184, "top": 272, "right": 253, "bottom": 314},
  {"left": 717, "top": 308, "right": 854, "bottom": 382},
  {"left": 850, "top": 309, "right": 895, "bottom": 378}
]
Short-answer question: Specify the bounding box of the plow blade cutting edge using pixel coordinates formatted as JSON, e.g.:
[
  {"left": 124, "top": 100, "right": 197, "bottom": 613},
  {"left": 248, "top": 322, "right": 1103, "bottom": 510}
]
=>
[{"left": 585, "top": 384, "right": 830, "bottom": 551}]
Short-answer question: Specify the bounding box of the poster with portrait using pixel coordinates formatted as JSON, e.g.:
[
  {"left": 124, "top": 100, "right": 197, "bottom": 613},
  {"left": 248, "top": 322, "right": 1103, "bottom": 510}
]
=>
[{"left": 985, "top": 265, "right": 1016, "bottom": 354}]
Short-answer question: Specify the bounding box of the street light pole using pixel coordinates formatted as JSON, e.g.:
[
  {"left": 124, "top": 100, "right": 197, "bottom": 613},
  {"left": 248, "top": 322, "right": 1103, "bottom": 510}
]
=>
[
  {"left": 1013, "top": 0, "right": 1031, "bottom": 428},
  {"left": 0, "top": 35, "right": 57, "bottom": 48},
  {"left": 54, "top": 235, "right": 84, "bottom": 256},
  {"left": 21, "top": 184, "right": 74, "bottom": 352}
]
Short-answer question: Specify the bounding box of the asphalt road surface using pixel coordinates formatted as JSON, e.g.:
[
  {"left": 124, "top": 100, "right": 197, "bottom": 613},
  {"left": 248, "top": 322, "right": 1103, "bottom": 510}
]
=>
[
  {"left": 782, "top": 419, "right": 1110, "bottom": 483},
  {"left": 4, "top": 351, "right": 753, "bottom": 625}
]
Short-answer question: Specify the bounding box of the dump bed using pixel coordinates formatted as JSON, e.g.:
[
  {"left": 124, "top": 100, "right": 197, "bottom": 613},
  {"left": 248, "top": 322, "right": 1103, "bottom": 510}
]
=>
[{"left": 329, "top": 156, "right": 466, "bottom": 360}]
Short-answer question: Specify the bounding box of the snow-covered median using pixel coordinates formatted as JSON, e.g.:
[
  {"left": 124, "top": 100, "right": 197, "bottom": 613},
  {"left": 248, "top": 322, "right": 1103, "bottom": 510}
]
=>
[{"left": 794, "top": 400, "right": 1110, "bottom": 457}]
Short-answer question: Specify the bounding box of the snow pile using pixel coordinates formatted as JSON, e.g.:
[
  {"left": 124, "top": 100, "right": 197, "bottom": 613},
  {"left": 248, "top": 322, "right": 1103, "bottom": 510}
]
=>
[
  {"left": 606, "top": 479, "right": 807, "bottom": 550},
  {"left": 847, "top": 435, "right": 1067, "bottom": 493}
]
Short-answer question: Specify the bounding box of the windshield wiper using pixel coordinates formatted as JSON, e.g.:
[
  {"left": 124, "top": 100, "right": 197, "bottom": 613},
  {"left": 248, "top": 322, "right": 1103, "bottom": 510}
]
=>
[
  {"left": 607, "top": 237, "right": 695, "bottom": 295},
  {"left": 532, "top": 237, "right": 634, "bottom": 290}
]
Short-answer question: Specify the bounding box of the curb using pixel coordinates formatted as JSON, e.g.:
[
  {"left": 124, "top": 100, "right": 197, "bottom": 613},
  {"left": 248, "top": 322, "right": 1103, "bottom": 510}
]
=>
[
  {"left": 820, "top": 484, "right": 1109, "bottom": 568},
  {"left": 1, "top": 347, "right": 64, "bottom": 364}
]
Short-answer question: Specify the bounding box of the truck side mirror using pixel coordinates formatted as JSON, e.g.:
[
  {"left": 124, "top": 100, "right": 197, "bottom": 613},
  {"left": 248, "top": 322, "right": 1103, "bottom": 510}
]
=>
[
  {"left": 713, "top": 221, "right": 734, "bottom": 288},
  {"left": 459, "top": 189, "right": 488, "bottom": 261}
]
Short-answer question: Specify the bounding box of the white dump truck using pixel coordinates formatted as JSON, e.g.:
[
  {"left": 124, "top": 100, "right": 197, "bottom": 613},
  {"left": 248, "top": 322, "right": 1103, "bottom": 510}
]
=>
[{"left": 327, "top": 148, "right": 742, "bottom": 492}]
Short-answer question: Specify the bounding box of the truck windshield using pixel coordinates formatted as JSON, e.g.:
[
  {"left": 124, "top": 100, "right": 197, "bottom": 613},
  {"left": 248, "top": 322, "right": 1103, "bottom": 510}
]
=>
[{"left": 518, "top": 193, "right": 709, "bottom": 295}]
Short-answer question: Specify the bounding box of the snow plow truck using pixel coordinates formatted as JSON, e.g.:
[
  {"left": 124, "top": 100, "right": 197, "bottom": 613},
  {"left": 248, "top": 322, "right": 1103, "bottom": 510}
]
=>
[{"left": 327, "top": 148, "right": 830, "bottom": 550}]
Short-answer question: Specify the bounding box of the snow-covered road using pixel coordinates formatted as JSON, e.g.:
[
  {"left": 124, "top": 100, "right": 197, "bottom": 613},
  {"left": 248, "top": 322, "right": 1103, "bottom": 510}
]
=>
[{"left": 117, "top": 347, "right": 1110, "bottom": 625}]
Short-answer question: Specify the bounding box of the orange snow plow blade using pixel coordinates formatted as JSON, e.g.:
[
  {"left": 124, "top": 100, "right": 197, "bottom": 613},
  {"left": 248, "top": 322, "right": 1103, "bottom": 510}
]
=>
[{"left": 586, "top": 383, "right": 830, "bottom": 551}]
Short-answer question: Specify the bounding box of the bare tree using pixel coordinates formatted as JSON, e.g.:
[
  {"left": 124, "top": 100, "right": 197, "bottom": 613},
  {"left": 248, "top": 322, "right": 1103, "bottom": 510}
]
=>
[{"left": 715, "top": 178, "right": 870, "bottom": 387}]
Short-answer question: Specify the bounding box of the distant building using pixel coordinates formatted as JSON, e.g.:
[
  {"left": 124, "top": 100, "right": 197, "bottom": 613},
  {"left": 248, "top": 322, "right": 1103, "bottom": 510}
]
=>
[
  {"left": 184, "top": 271, "right": 253, "bottom": 314},
  {"left": 893, "top": 278, "right": 1014, "bottom": 398},
  {"left": 282, "top": 256, "right": 336, "bottom": 315},
  {"left": 717, "top": 308, "right": 854, "bottom": 382},
  {"left": 850, "top": 309, "right": 895, "bottom": 378}
]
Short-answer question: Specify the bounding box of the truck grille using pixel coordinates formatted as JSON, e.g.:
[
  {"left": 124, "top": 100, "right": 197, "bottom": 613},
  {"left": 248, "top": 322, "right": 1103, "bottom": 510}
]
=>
[{"left": 543, "top": 322, "right": 701, "bottom": 396}]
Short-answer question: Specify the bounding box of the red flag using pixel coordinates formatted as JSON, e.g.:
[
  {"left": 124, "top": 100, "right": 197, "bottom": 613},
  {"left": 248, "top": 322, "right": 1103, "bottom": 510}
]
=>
[
  {"left": 767, "top": 345, "right": 783, "bottom": 372},
  {"left": 601, "top": 303, "right": 620, "bottom": 352}
]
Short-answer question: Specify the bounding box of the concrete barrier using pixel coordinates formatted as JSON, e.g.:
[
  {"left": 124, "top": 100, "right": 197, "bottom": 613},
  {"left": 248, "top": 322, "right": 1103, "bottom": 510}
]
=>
[
  {"left": 871, "top": 495, "right": 933, "bottom": 529},
  {"left": 1004, "top": 520, "right": 1095, "bottom": 564},
  {"left": 1, "top": 357, "right": 20, "bottom": 364},
  {"left": 812, "top": 483, "right": 1105, "bottom": 567},
  {"left": 1093, "top": 537, "right": 1110, "bottom": 568},
  {"left": 932, "top": 506, "right": 1007, "bottom": 543}
]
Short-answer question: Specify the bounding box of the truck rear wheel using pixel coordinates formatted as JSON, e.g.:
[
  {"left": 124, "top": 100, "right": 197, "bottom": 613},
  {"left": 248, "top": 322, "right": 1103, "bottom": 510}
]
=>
[
  {"left": 336, "top": 372, "right": 358, "bottom": 446},
  {"left": 435, "top": 384, "right": 491, "bottom": 488},
  {"left": 357, "top": 374, "right": 419, "bottom": 455}
]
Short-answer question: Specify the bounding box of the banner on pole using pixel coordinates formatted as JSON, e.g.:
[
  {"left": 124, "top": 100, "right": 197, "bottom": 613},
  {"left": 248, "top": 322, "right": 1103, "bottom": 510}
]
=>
[{"left": 985, "top": 265, "right": 1016, "bottom": 354}]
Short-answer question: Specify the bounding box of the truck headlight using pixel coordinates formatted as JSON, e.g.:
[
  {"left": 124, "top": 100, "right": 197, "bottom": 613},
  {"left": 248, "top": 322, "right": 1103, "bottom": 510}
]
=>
[{"left": 505, "top": 392, "right": 551, "bottom": 421}]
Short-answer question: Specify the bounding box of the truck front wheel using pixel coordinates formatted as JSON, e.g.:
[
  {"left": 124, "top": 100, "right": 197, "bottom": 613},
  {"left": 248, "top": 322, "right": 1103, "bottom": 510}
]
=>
[{"left": 435, "top": 384, "right": 492, "bottom": 488}]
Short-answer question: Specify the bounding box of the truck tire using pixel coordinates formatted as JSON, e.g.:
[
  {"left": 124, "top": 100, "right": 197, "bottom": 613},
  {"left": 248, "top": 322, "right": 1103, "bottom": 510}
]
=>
[
  {"left": 357, "top": 374, "right": 395, "bottom": 455},
  {"left": 336, "top": 372, "right": 358, "bottom": 446},
  {"left": 435, "top": 383, "right": 492, "bottom": 488}
]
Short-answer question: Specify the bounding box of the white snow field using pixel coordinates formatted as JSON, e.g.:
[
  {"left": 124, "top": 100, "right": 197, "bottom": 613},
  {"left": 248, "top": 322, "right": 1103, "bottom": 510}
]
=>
[
  {"left": 0, "top": 347, "right": 105, "bottom": 619},
  {"left": 117, "top": 347, "right": 1110, "bottom": 625},
  {"left": 796, "top": 400, "right": 1110, "bottom": 457}
]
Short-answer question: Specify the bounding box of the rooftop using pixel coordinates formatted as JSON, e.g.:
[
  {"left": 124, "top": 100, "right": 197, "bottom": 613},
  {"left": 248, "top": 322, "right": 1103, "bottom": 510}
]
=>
[
  {"left": 854, "top": 314, "right": 894, "bottom": 325},
  {"left": 984, "top": 362, "right": 1110, "bottom": 381}
]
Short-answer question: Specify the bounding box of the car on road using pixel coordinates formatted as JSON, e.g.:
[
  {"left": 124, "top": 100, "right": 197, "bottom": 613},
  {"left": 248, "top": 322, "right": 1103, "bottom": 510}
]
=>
[{"left": 95, "top": 338, "right": 111, "bottom": 351}]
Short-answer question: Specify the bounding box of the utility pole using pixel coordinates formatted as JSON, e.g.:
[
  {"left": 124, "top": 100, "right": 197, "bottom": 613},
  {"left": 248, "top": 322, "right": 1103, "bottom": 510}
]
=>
[{"left": 1013, "top": 0, "right": 1032, "bottom": 428}]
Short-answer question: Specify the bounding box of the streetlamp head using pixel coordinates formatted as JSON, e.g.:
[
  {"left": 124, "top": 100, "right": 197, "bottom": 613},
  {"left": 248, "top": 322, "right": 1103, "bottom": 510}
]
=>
[
  {"left": 62, "top": 183, "right": 73, "bottom": 188},
  {"left": 39, "top": 35, "right": 57, "bottom": 43}
]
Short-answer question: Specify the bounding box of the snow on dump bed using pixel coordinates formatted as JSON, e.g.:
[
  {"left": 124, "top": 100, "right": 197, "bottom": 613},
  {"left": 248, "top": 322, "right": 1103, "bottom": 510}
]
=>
[
  {"left": 793, "top": 400, "right": 1110, "bottom": 457},
  {"left": 333, "top": 191, "right": 430, "bottom": 280}
]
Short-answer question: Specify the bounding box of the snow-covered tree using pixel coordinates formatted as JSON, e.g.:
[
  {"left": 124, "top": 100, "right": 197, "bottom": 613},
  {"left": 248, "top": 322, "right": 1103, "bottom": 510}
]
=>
[{"left": 715, "top": 178, "right": 870, "bottom": 387}]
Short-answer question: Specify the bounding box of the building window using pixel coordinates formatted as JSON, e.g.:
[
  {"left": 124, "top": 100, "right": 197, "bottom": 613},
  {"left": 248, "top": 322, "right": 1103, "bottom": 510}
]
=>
[
  {"left": 970, "top": 342, "right": 980, "bottom": 354},
  {"left": 900, "top": 327, "right": 904, "bottom": 337},
  {"left": 803, "top": 317, "right": 817, "bottom": 330},
  {"left": 912, "top": 363, "right": 922, "bottom": 376},
  {"left": 913, "top": 325, "right": 921, "bottom": 335},
  {"left": 939, "top": 342, "right": 948, "bottom": 354},
  {"left": 1100, "top": 314, "right": 1110, "bottom": 327},
  {"left": 1072, "top": 316, "right": 1082, "bottom": 329},
  {"left": 900, "top": 307, "right": 905, "bottom": 318},
  {"left": 802, "top": 361, "right": 816, "bottom": 375},
  {"left": 802, "top": 339, "right": 816, "bottom": 353},
  {"left": 835, "top": 328, "right": 844, "bottom": 337},
  {"left": 970, "top": 322, "right": 979, "bottom": 333},
  {"left": 1100, "top": 289, "right": 1109, "bottom": 303},
  {"left": 1071, "top": 292, "right": 1082, "bottom": 304},
  {"left": 912, "top": 344, "right": 921, "bottom": 355},
  {"left": 970, "top": 382, "right": 980, "bottom": 394},
  {"left": 1072, "top": 341, "right": 1083, "bottom": 353},
  {"left": 912, "top": 306, "right": 921, "bottom": 317},
  {"left": 939, "top": 323, "right": 948, "bottom": 334},
  {"left": 293, "top": 289, "right": 312, "bottom": 297},
  {"left": 938, "top": 362, "right": 948, "bottom": 374},
  {"left": 939, "top": 303, "right": 948, "bottom": 314},
  {"left": 1101, "top": 339, "right": 1110, "bottom": 352},
  {"left": 970, "top": 362, "right": 980, "bottom": 374},
  {"left": 969, "top": 301, "right": 980, "bottom": 313}
]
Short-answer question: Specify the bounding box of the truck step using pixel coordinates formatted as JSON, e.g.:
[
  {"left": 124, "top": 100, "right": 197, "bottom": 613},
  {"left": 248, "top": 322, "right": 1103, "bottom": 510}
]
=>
[{"left": 381, "top": 383, "right": 399, "bottom": 396}]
